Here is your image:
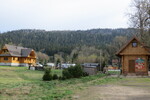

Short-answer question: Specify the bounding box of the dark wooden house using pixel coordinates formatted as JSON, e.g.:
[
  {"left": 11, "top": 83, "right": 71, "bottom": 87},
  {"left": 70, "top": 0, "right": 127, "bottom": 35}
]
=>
[
  {"left": 82, "top": 63, "right": 100, "bottom": 75},
  {"left": 116, "top": 37, "right": 150, "bottom": 76}
]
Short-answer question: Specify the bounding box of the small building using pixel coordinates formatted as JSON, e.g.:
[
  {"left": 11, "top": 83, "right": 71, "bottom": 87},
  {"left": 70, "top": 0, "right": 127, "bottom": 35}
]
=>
[
  {"left": 82, "top": 63, "right": 100, "bottom": 75},
  {"left": 0, "top": 44, "right": 36, "bottom": 67},
  {"left": 116, "top": 37, "right": 150, "bottom": 76},
  {"left": 60, "top": 63, "right": 76, "bottom": 69},
  {"left": 47, "top": 63, "right": 55, "bottom": 68}
]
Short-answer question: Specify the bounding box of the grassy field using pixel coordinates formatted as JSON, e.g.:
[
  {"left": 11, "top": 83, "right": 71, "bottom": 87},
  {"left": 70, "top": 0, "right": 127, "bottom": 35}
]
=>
[
  {"left": 0, "top": 66, "right": 122, "bottom": 100},
  {"left": 1, "top": 67, "right": 150, "bottom": 100}
]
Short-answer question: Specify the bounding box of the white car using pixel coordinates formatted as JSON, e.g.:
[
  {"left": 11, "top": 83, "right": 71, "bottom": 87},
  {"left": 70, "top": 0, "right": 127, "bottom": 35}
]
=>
[{"left": 36, "top": 63, "right": 43, "bottom": 67}]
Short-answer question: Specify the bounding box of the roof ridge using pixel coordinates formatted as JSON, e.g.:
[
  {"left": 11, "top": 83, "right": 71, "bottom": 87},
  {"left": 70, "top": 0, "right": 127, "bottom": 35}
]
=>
[{"left": 5, "top": 44, "right": 29, "bottom": 49}]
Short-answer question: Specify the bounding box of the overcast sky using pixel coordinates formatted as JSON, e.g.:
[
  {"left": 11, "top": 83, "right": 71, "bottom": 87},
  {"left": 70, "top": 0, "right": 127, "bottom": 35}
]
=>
[{"left": 0, "top": 0, "right": 131, "bottom": 32}]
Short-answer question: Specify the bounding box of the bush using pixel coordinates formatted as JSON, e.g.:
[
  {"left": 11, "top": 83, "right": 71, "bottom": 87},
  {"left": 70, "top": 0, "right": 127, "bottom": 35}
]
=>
[
  {"left": 53, "top": 74, "right": 58, "bottom": 80},
  {"left": 42, "top": 68, "right": 53, "bottom": 81},
  {"left": 62, "top": 64, "right": 84, "bottom": 79},
  {"left": 61, "top": 76, "right": 66, "bottom": 80},
  {"left": 58, "top": 76, "right": 62, "bottom": 80},
  {"left": 83, "top": 72, "right": 89, "bottom": 77},
  {"left": 62, "top": 69, "right": 72, "bottom": 79}
]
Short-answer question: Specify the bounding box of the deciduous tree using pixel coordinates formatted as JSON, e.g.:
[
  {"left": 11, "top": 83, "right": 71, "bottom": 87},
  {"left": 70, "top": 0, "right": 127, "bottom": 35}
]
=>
[{"left": 128, "top": 0, "right": 150, "bottom": 42}]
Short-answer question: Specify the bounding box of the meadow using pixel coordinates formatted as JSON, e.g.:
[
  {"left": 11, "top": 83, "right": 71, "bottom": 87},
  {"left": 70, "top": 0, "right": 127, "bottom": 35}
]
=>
[
  {"left": 0, "top": 66, "right": 122, "bottom": 100},
  {"left": 1, "top": 66, "right": 150, "bottom": 100}
]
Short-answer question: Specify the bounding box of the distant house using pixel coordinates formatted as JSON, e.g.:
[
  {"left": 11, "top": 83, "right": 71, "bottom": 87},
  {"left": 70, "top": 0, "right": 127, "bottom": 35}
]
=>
[
  {"left": 60, "top": 63, "right": 76, "bottom": 69},
  {"left": 47, "top": 63, "right": 55, "bottom": 67},
  {"left": 47, "top": 63, "right": 55, "bottom": 68},
  {"left": 0, "top": 44, "right": 36, "bottom": 66},
  {"left": 82, "top": 63, "right": 100, "bottom": 68},
  {"left": 116, "top": 37, "right": 150, "bottom": 76},
  {"left": 82, "top": 63, "right": 100, "bottom": 75}
]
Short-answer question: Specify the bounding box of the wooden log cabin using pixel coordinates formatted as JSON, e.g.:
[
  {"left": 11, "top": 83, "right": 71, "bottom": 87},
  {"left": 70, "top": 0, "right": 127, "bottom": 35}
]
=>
[
  {"left": 0, "top": 44, "right": 36, "bottom": 66},
  {"left": 116, "top": 37, "right": 150, "bottom": 76}
]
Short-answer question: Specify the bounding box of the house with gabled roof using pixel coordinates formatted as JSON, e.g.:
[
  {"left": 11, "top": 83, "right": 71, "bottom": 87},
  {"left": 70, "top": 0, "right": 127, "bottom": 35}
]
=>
[
  {"left": 116, "top": 37, "right": 150, "bottom": 76},
  {"left": 0, "top": 44, "right": 36, "bottom": 66}
]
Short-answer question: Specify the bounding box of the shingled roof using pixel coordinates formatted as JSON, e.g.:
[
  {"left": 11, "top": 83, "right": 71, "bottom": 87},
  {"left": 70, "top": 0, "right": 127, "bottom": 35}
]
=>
[{"left": 0, "top": 44, "right": 33, "bottom": 57}]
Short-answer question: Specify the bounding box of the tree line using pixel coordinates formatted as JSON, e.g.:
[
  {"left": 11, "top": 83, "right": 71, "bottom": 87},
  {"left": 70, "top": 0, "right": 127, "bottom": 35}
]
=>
[{"left": 0, "top": 28, "right": 136, "bottom": 64}]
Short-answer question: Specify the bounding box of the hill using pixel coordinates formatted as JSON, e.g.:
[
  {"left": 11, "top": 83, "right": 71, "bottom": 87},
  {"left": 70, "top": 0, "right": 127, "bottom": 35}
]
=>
[{"left": 0, "top": 28, "right": 135, "bottom": 56}]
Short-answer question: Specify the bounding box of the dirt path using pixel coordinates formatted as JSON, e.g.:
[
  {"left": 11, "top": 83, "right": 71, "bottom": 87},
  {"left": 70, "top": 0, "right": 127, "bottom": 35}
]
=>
[{"left": 71, "top": 78, "right": 150, "bottom": 100}]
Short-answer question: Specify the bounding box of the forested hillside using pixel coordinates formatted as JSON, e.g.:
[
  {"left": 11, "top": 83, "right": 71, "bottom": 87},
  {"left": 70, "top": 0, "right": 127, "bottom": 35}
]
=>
[{"left": 0, "top": 28, "right": 136, "bottom": 64}]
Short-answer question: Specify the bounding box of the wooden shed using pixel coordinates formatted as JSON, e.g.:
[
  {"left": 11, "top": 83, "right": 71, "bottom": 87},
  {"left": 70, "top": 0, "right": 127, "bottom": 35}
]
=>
[
  {"left": 116, "top": 37, "right": 150, "bottom": 76},
  {"left": 82, "top": 63, "right": 100, "bottom": 75}
]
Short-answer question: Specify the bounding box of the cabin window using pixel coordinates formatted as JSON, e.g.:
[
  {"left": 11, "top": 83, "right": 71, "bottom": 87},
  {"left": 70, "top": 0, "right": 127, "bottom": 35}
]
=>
[
  {"left": 13, "top": 57, "right": 15, "bottom": 60},
  {"left": 3, "top": 49, "right": 8, "bottom": 53},
  {"left": 17, "top": 58, "right": 20, "bottom": 61},
  {"left": 4, "top": 57, "right": 8, "bottom": 61},
  {"left": 132, "top": 42, "right": 137, "bottom": 47}
]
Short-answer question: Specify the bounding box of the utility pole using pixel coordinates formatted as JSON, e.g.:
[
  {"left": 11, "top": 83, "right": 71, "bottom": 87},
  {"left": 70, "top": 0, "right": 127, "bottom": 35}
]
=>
[{"left": 100, "top": 50, "right": 102, "bottom": 71}]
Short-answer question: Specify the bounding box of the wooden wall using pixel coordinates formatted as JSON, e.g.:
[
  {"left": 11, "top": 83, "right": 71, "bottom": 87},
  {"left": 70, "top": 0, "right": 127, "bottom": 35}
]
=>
[
  {"left": 0, "top": 57, "right": 12, "bottom": 63},
  {"left": 0, "top": 57, "right": 36, "bottom": 65},
  {"left": 122, "top": 55, "right": 148, "bottom": 75}
]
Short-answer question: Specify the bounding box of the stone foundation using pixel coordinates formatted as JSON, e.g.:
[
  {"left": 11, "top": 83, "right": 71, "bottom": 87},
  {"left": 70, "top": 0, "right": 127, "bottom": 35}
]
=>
[{"left": 0, "top": 63, "right": 29, "bottom": 67}]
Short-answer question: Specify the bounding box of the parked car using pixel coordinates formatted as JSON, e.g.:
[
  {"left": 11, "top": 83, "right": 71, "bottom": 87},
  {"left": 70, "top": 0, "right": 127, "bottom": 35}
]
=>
[{"left": 36, "top": 63, "right": 43, "bottom": 67}]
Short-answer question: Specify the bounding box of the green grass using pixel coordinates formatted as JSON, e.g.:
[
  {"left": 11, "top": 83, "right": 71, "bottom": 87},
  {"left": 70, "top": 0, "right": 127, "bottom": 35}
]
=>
[
  {"left": 0, "top": 66, "right": 122, "bottom": 100},
  {"left": 108, "top": 70, "right": 121, "bottom": 75},
  {"left": 51, "top": 69, "right": 62, "bottom": 76},
  {"left": 1, "top": 66, "right": 150, "bottom": 100}
]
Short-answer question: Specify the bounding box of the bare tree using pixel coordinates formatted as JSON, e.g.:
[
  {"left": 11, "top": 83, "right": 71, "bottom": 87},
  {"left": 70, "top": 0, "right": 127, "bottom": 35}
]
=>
[
  {"left": 113, "top": 36, "right": 128, "bottom": 51},
  {"left": 128, "top": 0, "right": 150, "bottom": 41},
  {"left": 36, "top": 52, "right": 49, "bottom": 64}
]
